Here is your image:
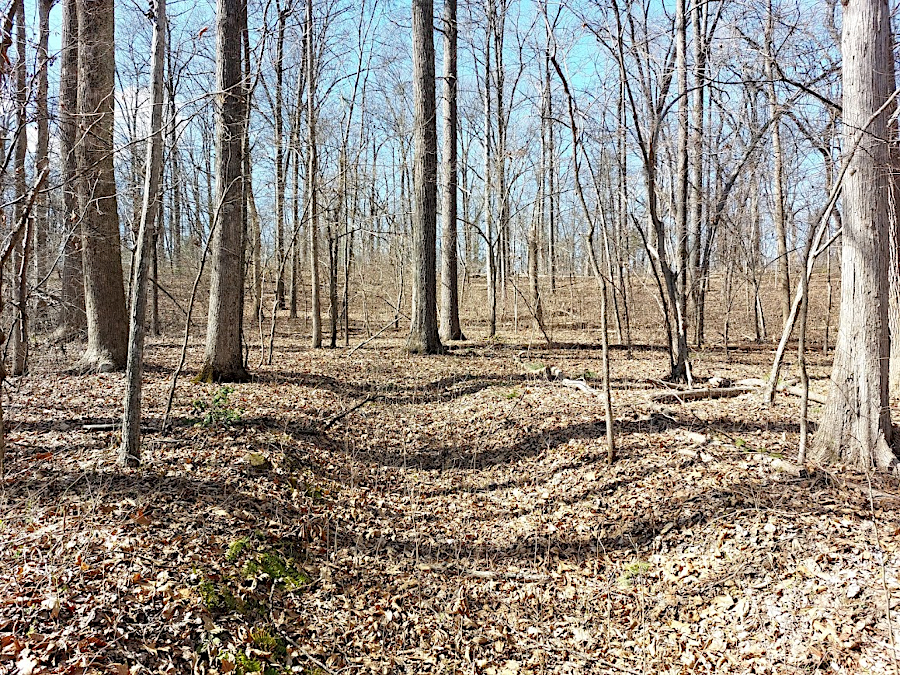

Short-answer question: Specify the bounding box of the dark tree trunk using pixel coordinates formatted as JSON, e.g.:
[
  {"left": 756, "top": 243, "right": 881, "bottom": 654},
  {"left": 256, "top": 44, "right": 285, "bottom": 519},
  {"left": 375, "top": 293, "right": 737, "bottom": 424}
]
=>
[{"left": 406, "top": 0, "right": 442, "bottom": 354}]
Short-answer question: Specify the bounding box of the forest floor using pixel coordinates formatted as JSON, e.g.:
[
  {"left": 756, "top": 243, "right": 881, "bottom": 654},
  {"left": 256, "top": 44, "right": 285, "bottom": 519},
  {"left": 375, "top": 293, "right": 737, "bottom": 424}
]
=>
[{"left": 2, "top": 325, "right": 900, "bottom": 675}]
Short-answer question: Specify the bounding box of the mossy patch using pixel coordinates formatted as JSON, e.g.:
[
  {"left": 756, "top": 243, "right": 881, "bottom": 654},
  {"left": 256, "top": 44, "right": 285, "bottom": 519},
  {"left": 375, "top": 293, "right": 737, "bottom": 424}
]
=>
[{"left": 242, "top": 551, "right": 310, "bottom": 590}]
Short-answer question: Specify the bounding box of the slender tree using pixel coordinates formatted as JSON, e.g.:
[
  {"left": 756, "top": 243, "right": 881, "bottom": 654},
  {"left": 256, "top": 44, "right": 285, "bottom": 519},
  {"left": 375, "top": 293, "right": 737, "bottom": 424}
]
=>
[
  {"left": 11, "top": 0, "right": 27, "bottom": 376},
  {"left": 34, "top": 0, "right": 50, "bottom": 288},
  {"left": 120, "top": 0, "right": 167, "bottom": 466},
  {"left": 307, "top": 0, "right": 322, "bottom": 348}
]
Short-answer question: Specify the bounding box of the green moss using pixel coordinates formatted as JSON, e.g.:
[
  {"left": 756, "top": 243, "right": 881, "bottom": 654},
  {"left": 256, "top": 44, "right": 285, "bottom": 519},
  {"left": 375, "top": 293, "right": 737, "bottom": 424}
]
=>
[
  {"left": 197, "top": 578, "right": 239, "bottom": 613},
  {"left": 226, "top": 536, "right": 250, "bottom": 562},
  {"left": 617, "top": 560, "right": 652, "bottom": 587},
  {"left": 242, "top": 551, "right": 310, "bottom": 590}
]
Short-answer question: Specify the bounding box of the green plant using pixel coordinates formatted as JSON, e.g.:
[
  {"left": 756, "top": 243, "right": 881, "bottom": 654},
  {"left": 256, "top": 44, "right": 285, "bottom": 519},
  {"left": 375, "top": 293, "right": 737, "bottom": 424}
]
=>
[
  {"left": 242, "top": 551, "right": 310, "bottom": 590},
  {"left": 197, "top": 578, "right": 239, "bottom": 612},
  {"left": 617, "top": 561, "right": 651, "bottom": 587},
  {"left": 226, "top": 536, "right": 250, "bottom": 562},
  {"left": 192, "top": 386, "right": 242, "bottom": 428},
  {"left": 250, "top": 626, "right": 287, "bottom": 657}
]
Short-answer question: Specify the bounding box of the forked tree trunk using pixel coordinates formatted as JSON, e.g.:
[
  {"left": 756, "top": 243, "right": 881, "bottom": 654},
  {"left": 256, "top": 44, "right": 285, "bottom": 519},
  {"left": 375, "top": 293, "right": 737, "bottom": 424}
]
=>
[
  {"left": 120, "top": 0, "right": 166, "bottom": 467},
  {"left": 813, "top": 0, "right": 896, "bottom": 470},
  {"left": 439, "top": 0, "right": 464, "bottom": 341},
  {"left": 198, "top": 0, "right": 249, "bottom": 383},
  {"left": 77, "top": 0, "right": 128, "bottom": 372},
  {"left": 406, "top": 0, "right": 442, "bottom": 354}
]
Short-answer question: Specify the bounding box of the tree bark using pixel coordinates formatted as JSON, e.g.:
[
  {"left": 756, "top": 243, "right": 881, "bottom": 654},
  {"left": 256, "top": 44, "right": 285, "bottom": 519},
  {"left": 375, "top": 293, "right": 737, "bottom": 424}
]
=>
[
  {"left": 765, "top": 0, "right": 792, "bottom": 330},
  {"left": 198, "top": 0, "right": 249, "bottom": 383},
  {"left": 407, "top": 0, "right": 442, "bottom": 354},
  {"left": 307, "top": 0, "right": 322, "bottom": 348},
  {"left": 120, "top": 0, "right": 166, "bottom": 466},
  {"left": 439, "top": 0, "right": 464, "bottom": 341},
  {"left": 273, "top": 2, "right": 287, "bottom": 310},
  {"left": 11, "top": 0, "right": 28, "bottom": 376},
  {"left": 59, "top": 0, "right": 86, "bottom": 336},
  {"left": 34, "top": 0, "right": 50, "bottom": 291},
  {"left": 813, "top": 0, "right": 896, "bottom": 470},
  {"left": 77, "top": 0, "right": 128, "bottom": 372}
]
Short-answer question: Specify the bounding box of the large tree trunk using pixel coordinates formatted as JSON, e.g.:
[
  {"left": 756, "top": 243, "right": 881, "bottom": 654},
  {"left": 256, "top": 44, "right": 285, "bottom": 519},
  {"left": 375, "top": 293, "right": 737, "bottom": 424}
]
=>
[
  {"left": 407, "top": 0, "right": 442, "bottom": 354},
  {"left": 77, "top": 0, "right": 128, "bottom": 372},
  {"left": 439, "top": 0, "right": 464, "bottom": 341},
  {"left": 813, "top": 0, "right": 896, "bottom": 470},
  {"left": 120, "top": 0, "right": 166, "bottom": 466},
  {"left": 198, "top": 0, "right": 248, "bottom": 382},
  {"left": 59, "top": 0, "right": 86, "bottom": 336}
]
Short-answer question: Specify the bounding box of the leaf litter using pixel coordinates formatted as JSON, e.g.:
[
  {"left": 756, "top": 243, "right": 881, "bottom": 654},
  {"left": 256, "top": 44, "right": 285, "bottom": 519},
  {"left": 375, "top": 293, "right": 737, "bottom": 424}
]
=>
[{"left": 1, "top": 332, "right": 899, "bottom": 674}]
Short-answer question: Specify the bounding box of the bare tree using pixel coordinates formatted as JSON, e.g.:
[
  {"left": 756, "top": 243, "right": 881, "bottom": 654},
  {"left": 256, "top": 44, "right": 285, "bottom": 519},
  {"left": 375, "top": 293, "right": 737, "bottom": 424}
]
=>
[
  {"left": 120, "top": 0, "right": 167, "bottom": 466},
  {"left": 813, "top": 0, "right": 896, "bottom": 469},
  {"left": 307, "top": 0, "right": 322, "bottom": 348},
  {"left": 59, "top": 0, "right": 86, "bottom": 337},
  {"left": 439, "top": 0, "right": 464, "bottom": 341},
  {"left": 198, "top": 0, "right": 249, "bottom": 382},
  {"left": 407, "top": 0, "right": 442, "bottom": 354},
  {"left": 77, "top": 0, "right": 129, "bottom": 372}
]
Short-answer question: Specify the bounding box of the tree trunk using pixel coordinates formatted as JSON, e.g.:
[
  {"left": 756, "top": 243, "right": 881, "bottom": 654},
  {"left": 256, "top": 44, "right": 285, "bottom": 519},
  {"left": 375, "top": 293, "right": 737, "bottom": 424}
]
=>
[
  {"left": 274, "top": 2, "right": 287, "bottom": 310},
  {"left": 407, "top": 0, "right": 442, "bottom": 354},
  {"left": 813, "top": 0, "right": 896, "bottom": 470},
  {"left": 120, "top": 0, "right": 166, "bottom": 467},
  {"left": 483, "top": 14, "right": 497, "bottom": 337},
  {"left": 439, "top": 0, "right": 464, "bottom": 341},
  {"left": 11, "top": 0, "right": 28, "bottom": 376},
  {"left": 77, "top": 0, "right": 128, "bottom": 372},
  {"left": 34, "top": 0, "right": 50, "bottom": 292},
  {"left": 307, "top": 0, "right": 322, "bottom": 348},
  {"left": 766, "top": 0, "right": 791, "bottom": 330},
  {"left": 675, "top": 0, "right": 689, "bottom": 337},
  {"left": 198, "top": 0, "right": 249, "bottom": 383},
  {"left": 59, "top": 0, "right": 86, "bottom": 337}
]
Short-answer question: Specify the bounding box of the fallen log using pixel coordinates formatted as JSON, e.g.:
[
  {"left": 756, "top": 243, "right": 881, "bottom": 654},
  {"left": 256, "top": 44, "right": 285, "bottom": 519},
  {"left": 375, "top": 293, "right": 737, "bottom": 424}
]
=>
[
  {"left": 560, "top": 378, "right": 600, "bottom": 397},
  {"left": 649, "top": 386, "right": 757, "bottom": 403},
  {"left": 737, "top": 378, "right": 827, "bottom": 404}
]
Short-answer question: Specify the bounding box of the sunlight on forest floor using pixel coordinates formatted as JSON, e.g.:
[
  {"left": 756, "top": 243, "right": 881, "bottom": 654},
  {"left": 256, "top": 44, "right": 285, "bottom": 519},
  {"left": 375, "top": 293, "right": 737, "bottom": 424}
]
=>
[{"left": 1, "top": 323, "right": 898, "bottom": 674}]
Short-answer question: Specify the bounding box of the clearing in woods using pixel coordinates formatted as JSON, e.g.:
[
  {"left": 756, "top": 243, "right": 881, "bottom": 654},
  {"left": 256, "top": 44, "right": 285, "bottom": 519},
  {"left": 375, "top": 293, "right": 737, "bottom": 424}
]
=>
[{"left": 1, "top": 277, "right": 899, "bottom": 675}]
